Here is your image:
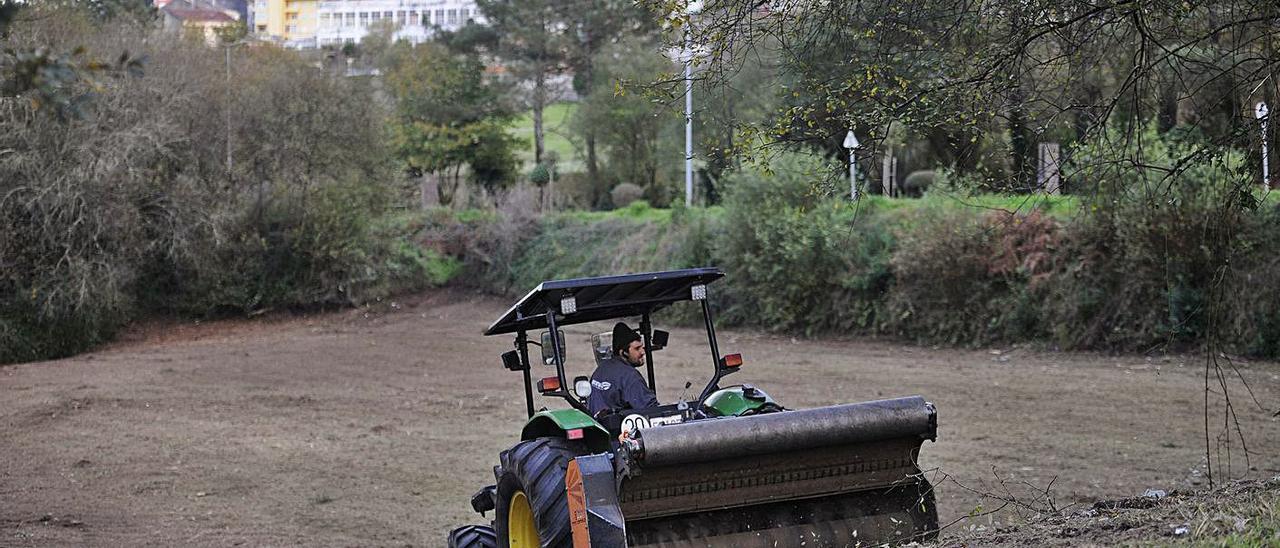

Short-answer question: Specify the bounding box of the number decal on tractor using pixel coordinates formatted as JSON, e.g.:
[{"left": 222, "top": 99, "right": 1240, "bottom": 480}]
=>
[
  {"left": 621, "top": 414, "right": 652, "bottom": 433},
  {"left": 622, "top": 413, "right": 684, "bottom": 434}
]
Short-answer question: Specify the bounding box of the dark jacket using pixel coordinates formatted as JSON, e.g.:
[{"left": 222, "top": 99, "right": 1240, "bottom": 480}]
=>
[{"left": 587, "top": 355, "right": 658, "bottom": 417}]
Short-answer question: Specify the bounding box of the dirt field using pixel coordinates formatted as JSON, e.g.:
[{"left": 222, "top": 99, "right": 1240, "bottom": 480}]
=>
[{"left": 3, "top": 290, "right": 1279, "bottom": 546}]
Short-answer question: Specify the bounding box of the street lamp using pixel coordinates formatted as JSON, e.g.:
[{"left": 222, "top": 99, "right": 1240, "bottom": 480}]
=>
[{"left": 683, "top": 0, "right": 702, "bottom": 207}]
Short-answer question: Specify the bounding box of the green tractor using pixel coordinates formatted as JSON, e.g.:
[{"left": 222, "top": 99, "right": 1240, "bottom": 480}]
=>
[{"left": 449, "top": 268, "right": 939, "bottom": 547}]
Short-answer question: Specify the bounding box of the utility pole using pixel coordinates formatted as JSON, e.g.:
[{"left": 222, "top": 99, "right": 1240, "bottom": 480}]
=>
[
  {"left": 684, "top": 27, "right": 693, "bottom": 207},
  {"left": 683, "top": 0, "right": 702, "bottom": 207}
]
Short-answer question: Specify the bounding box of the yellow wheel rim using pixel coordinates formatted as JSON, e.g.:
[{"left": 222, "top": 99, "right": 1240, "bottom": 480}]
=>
[{"left": 508, "top": 490, "right": 540, "bottom": 547}]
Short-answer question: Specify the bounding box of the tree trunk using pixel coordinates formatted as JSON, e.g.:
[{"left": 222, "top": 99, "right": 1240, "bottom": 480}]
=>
[
  {"left": 1073, "top": 80, "right": 1101, "bottom": 142},
  {"left": 533, "top": 63, "right": 546, "bottom": 165},
  {"left": 579, "top": 50, "right": 600, "bottom": 185},
  {"left": 1157, "top": 82, "right": 1178, "bottom": 134},
  {"left": 436, "top": 170, "right": 448, "bottom": 206},
  {"left": 1008, "top": 84, "right": 1033, "bottom": 192}
]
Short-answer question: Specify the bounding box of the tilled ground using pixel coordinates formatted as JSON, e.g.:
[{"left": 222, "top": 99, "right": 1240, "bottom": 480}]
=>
[
  {"left": 2, "top": 290, "right": 1279, "bottom": 546},
  {"left": 941, "top": 476, "right": 1280, "bottom": 546}
]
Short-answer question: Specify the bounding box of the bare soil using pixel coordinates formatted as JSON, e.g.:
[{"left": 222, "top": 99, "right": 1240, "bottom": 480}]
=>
[{"left": 3, "top": 290, "right": 1279, "bottom": 546}]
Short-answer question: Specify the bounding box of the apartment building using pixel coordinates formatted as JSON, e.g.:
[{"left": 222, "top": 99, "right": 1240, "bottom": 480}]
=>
[{"left": 250, "top": 0, "right": 481, "bottom": 48}]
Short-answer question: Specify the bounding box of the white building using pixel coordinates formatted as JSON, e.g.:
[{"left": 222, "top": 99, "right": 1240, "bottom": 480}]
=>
[{"left": 250, "top": 0, "right": 482, "bottom": 49}]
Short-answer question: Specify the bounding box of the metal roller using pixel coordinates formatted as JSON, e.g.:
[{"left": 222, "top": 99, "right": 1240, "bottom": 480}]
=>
[{"left": 632, "top": 396, "right": 936, "bottom": 467}]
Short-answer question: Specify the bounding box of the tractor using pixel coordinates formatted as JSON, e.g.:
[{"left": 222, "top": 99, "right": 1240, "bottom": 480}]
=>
[{"left": 448, "top": 268, "right": 939, "bottom": 547}]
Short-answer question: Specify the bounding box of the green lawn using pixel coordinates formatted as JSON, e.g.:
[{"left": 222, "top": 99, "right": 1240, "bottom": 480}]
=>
[{"left": 508, "top": 102, "right": 583, "bottom": 174}]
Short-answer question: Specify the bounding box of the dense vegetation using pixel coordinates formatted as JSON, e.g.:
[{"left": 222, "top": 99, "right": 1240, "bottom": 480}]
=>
[
  {"left": 0, "top": 12, "right": 451, "bottom": 363},
  {"left": 4, "top": 0, "right": 1279, "bottom": 370},
  {"left": 426, "top": 147, "right": 1280, "bottom": 358}
]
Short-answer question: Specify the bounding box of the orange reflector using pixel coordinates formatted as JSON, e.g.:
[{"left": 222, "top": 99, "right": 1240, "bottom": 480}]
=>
[
  {"left": 567, "top": 428, "right": 584, "bottom": 440},
  {"left": 566, "top": 460, "right": 590, "bottom": 547},
  {"left": 723, "top": 353, "right": 743, "bottom": 367},
  {"left": 538, "top": 376, "right": 561, "bottom": 393}
]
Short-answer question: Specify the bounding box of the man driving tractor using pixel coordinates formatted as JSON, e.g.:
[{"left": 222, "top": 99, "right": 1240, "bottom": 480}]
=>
[{"left": 586, "top": 322, "right": 659, "bottom": 417}]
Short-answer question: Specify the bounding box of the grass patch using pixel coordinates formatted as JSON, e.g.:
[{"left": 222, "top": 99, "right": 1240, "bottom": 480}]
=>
[{"left": 552, "top": 201, "right": 682, "bottom": 223}]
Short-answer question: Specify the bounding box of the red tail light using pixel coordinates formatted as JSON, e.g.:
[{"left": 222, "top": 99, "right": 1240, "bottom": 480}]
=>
[
  {"left": 722, "top": 353, "right": 743, "bottom": 368},
  {"left": 537, "top": 376, "right": 561, "bottom": 393}
]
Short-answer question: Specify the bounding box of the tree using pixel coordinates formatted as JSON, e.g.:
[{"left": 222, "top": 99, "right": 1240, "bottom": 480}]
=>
[
  {"left": 574, "top": 37, "right": 682, "bottom": 203},
  {"left": 565, "top": 0, "right": 658, "bottom": 185},
  {"left": 660, "top": 0, "right": 1280, "bottom": 487},
  {"left": 1, "top": 1, "right": 145, "bottom": 117},
  {"left": 475, "top": 0, "right": 567, "bottom": 166},
  {"left": 385, "top": 42, "right": 518, "bottom": 205}
]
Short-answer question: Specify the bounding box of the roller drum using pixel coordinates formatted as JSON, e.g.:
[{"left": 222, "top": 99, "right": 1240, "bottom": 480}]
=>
[{"left": 633, "top": 396, "right": 936, "bottom": 467}]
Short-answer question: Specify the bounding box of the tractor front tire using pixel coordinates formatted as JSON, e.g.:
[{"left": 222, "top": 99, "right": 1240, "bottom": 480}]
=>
[
  {"left": 494, "top": 437, "right": 587, "bottom": 548},
  {"left": 448, "top": 524, "right": 498, "bottom": 548}
]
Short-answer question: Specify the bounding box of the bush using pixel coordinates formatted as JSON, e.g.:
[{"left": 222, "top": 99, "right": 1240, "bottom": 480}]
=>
[
  {"left": 554, "top": 172, "right": 611, "bottom": 210},
  {"left": 1046, "top": 124, "right": 1253, "bottom": 351},
  {"left": 424, "top": 160, "right": 1280, "bottom": 357},
  {"left": 902, "top": 170, "right": 935, "bottom": 197},
  {"left": 882, "top": 210, "right": 1059, "bottom": 345},
  {"left": 528, "top": 163, "right": 551, "bottom": 186},
  {"left": 1223, "top": 204, "right": 1280, "bottom": 356},
  {"left": 0, "top": 17, "right": 438, "bottom": 363},
  {"left": 714, "top": 152, "right": 895, "bottom": 334},
  {"left": 610, "top": 183, "right": 645, "bottom": 208}
]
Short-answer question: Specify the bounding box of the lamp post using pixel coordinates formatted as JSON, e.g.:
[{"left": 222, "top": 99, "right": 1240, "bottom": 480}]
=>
[
  {"left": 843, "top": 130, "right": 861, "bottom": 200},
  {"left": 683, "top": 0, "right": 702, "bottom": 207},
  {"left": 1257, "top": 101, "right": 1270, "bottom": 190}
]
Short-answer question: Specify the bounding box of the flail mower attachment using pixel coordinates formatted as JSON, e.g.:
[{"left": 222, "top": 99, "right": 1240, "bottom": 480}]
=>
[{"left": 567, "top": 396, "right": 939, "bottom": 547}]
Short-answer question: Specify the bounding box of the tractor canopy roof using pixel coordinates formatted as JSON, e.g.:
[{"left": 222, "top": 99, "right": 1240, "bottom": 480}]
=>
[{"left": 484, "top": 268, "right": 724, "bottom": 336}]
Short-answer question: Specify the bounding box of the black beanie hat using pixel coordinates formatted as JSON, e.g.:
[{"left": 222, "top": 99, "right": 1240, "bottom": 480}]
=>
[{"left": 612, "top": 322, "right": 641, "bottom": 355}]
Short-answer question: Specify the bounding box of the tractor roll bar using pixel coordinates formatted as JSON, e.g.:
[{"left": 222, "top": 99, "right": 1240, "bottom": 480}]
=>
[
  {"left": 545, "top": 309, "right": 590, "bottom": 416},
  {"left": 516, "top": 331, "right": 535, "bottom": 417},
  {"left": 694, "top": 295, "right": 727, "bottom": 405},
  {"left": 641, "top": 313, "right": 656, "bottom": 394}
]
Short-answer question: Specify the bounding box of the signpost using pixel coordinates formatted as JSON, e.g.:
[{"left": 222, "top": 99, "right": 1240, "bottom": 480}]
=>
[
  {"left": 1257, "top": 101, "right": 1270, "bottom": 190},
  {"left": 843, "top": 130, "right": 860, "bottom": 200}
]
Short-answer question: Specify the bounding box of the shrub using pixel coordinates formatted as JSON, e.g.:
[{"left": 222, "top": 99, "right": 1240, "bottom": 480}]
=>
[
  {"left": 1222, "top": 203, "right": 1280, "bottom": 356},
  {"left": 902, "top": 170, "right": 935, "bottom": 197},
  {"left": 882, "top": 210, "right": 1059, "bottom": 345},
  {"left": 555, "top": 172, "right": 611, "bottom": 210},
  {"left": 528, "top": 163, "right": 551, "bottom": 186},
  {"left": 1046, "top": 123, "right": 1253, "bottom": 352},
  {"left": 610, "top": 183, "right": 644, "bottom": 208},
  {"left": 0, "top": 17, "right": 436, "bottom": 363},
  {"left": 713, "top": 152, "right": 895, "bottom": 334}
]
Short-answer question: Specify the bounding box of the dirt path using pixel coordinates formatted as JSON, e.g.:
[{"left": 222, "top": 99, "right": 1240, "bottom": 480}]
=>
[{"left": 3, "top": 290, "right": 1279, "bottom": 546}]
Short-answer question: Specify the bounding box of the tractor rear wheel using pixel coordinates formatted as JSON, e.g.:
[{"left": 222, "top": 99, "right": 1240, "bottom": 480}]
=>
[
  {"left": 448, "top": 524, "right": 498, "bottom": 548},
  {"left": 494, "top": 437, "right": 586, "bottom": 548}
]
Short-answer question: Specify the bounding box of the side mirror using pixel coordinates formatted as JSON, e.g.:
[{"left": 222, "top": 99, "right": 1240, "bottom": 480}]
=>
[
  {"left": 541, "top": 330, "right": 566, "bottom": 365},
  {"left": 572, "top": 376, "right": 592, "bottom": 399},
  {"left": 651, "top": 329, "right": 669, "bottom": 350},
  {"left": 591, "top": 332, "right": 612, "bottom": 366},
  {"left": 501, "top": 350, "right": 524, "bottom": 371}
]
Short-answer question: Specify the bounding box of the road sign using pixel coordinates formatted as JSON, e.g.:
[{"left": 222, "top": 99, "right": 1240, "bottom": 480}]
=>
[
  {"left": 1258, "top": 102, "right": 1270, "bottom": 189},
  {"left": 843, "top": 131, "right": 860, "bottom": 200}
]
